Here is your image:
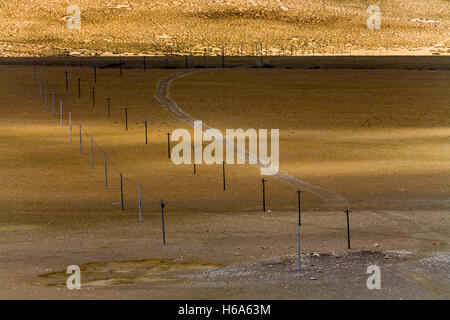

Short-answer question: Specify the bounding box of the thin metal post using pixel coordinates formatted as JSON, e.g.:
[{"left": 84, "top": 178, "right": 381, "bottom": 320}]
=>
[
  {"left": 345, "top": 209, "right": 352, "bottom": 249},
  {"left": 144, "top": 120, "right": 148, "bottom": 144},
  {"left": 260, "top": 178, "right": 266, "bottom": 212},
  {"left": 59, "top": 100, "right": 63, "bottom": 127},
  {"left": 90, "top": 138, "right": 94, "bottom": 169},
  {"left": 79, "top": 125, "right": 82, "bottom": 154},
  {"left": 138, "top": 184, "right": 142, "bottom": 223},
  {"left": 167, "top": 133, "right": 171, "bottom": 158},
  {"left": 161, "top": 200, "right": 166, "bottom": 245},
  {"left": 297, "top": 190, "right": 302, "bottom": 226},
  {"left": 69, "top": 112, "right": 72, "bottom": 140},
  {"left": 193, "top": 145, "right": 196, "bottom": 174},
  {"left": 222, "top": 46, "right": 225, "bottom": 68},
  {"left": 104, "top": 152, "right": 108, "bottom": 187},
  {"left": 51, "top": 89, "right": 55, "bottom": 117},
  {"left": 65, "top": 71, "right": 68, "bottom": 90},
  {"left": 297, "top": 220, "right": 301, "bottom": 270},
  {"left": 34, "top": 63, "right": 37, "bottom": 88},
  {"left": 107, "top": 98, "right": 111, "bottom": 119},
  {"left": 119, "top": 56, "right": 123, "bottom": 78},
  {"left": 45, "top": 81, "right": 48, "bottom": 104},
  {"left": 125, "top": 107, "right": 128, "bottom": 131},
  {"left": 78, "top": 78, "right": 81, "bottom": 98},
  {"left": 92, "top": 86, "right": 95, "bottom": 108},
  {"left": 93, "top": 57, "right": 97, "bottom": 83},
  {"left": 222, "top": 161, "right": 226, "bottom": 191},
  {"left": 120, "top": 172, "right": 124, "bottom": 211}
]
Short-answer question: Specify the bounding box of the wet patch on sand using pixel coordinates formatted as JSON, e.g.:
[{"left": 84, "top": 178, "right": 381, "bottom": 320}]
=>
[{"left": 40, "top": 259, "right": 217, "bottom": 287}]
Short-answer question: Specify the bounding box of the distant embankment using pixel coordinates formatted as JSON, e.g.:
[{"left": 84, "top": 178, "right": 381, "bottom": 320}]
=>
[{"left": 0, "top": 56, "right": 449, "bottom": 70}]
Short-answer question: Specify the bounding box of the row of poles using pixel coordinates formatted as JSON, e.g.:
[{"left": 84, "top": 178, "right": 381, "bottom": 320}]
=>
[
  {"left": 34, "top": 61, "right": 354, "bottom": 270},
  {"left": 32, "top": 42, "right": 382, "bottom": 83},
  {"left": 35, "top": 59, "right": 170, "bottom": 245}
]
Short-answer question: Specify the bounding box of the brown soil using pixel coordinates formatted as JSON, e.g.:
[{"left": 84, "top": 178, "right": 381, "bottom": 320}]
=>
[{"left": 0, "top": 59, "right": 449, "bottom": 299}]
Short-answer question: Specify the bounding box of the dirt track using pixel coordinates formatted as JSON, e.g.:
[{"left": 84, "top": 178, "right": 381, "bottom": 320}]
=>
[{"left": 155, "top": 70, "right": 347, "bottom": 203}]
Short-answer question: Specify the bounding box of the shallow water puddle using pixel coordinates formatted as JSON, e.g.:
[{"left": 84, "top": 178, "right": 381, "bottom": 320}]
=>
[{"left": 40, "top": 259, "right": 217, "bottom": 287}]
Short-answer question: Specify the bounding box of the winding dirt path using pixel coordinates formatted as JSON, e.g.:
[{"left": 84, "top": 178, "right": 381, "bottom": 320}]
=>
[{"left": 154, "top": 71, "right": 347, "bottom": 205}]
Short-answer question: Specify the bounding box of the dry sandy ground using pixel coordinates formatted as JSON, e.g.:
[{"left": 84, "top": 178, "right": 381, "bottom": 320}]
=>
[
  {"left": 0, "top": 61, "right": 449, "bottom": 299},
  {"left": 0, "top": 0, "right": 449, "bottom": 56}
]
